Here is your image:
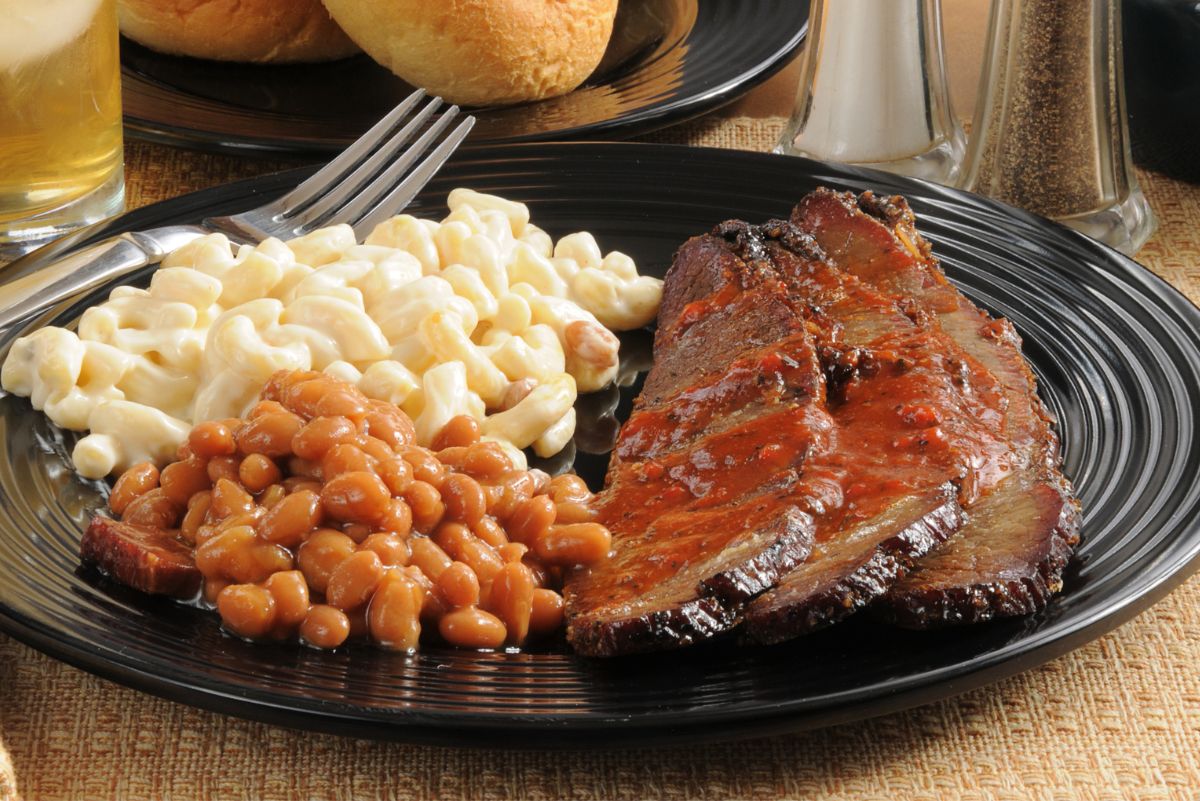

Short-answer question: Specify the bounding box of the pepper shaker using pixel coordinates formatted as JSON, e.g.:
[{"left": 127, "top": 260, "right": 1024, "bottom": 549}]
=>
[
  {"left": 959, "top": 0, "right": 1156, "bottom": 255},
  {"left": 776, "top": 0, "right": 965, "bottom": 184}
]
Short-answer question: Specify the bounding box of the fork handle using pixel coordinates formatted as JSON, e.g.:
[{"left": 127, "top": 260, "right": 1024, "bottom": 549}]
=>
[{"left": 0, "top": 232, "right": 168, "bottom": 338}]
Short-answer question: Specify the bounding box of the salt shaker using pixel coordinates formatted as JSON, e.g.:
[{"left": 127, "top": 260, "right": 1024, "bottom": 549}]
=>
[
  {"left": 959, "top": 0, "right": 1156, "bottom": 255},
  {"left": 776, "top": 0, "right": 965, "bottom": 184}
]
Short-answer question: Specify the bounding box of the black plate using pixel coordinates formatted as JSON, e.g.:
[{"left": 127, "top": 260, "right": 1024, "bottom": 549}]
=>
[
  {"left": 3, "top": 143, "right": 1200, "bottom": 748},
  {"left": 120, "top": 0, "right": 808, "bottom": 155}
]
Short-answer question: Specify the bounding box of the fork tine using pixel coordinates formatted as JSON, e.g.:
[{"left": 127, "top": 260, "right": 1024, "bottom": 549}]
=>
[
  {"left": 350, "top": 116, "right": 476, "bottom": 240},
  {"left": 292, "top": 105, "right": 470, "bottom": 237},
  {"left": 282, "top": 96, "right": 445, "bottom": 232},
  {"left": 269, "top": 88, "right": 427, "bottom": 215}
]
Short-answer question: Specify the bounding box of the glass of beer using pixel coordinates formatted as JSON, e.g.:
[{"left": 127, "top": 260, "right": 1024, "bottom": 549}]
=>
[{"left": 0, "top": 0, "right": 125, "bottom": 261}]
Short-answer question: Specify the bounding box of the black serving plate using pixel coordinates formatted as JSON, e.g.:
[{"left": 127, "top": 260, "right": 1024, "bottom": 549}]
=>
[
  {"left": 2, "top": 143, "right": 1200, "bottom": 747},
  {"left": 120, "top": 0, "right": 808, "bottom": 155}
]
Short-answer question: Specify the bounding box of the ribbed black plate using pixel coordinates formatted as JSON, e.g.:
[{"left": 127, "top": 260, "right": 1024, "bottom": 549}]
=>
[
  {"left": 120, "top": 0, "right": 808, "bottom": 155},
  {"left": 2, "top": 143, "right": 1200, "bottom": 748}
]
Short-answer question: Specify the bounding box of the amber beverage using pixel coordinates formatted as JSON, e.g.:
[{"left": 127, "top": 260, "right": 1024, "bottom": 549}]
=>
[{"left": 0, "top": 0, "right": 124, "bottom": 260}]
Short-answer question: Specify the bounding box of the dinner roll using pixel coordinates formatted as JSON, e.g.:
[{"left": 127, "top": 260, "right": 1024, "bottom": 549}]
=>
[
  {"left": 118, "top": 0, "right": 360, "bottom": 63},
  {"left": 320, "top": 0, "right": 618, "bottom": 106}
]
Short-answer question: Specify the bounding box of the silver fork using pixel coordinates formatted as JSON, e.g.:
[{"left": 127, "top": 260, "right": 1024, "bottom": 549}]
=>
[{"left": 0, "top": 89, "right": 474, "bottom": 338}]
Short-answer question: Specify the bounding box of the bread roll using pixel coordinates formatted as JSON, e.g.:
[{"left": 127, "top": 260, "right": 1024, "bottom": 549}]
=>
[
  {"left": 119, "top": 0, "right": 360, "bottom": 63},
  {"left": 320, "top": 0, "right": 618, "bottom": 106}
]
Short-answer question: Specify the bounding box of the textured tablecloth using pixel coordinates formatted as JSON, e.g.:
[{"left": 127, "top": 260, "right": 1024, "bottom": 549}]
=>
[{"left": 2, "top": 117, "right": 1200, "bottom": 801}]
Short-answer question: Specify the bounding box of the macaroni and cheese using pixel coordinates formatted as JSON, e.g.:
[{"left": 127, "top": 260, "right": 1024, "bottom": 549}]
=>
[{"left": 2, "top": 189, "right": 662, "bottom": 478}]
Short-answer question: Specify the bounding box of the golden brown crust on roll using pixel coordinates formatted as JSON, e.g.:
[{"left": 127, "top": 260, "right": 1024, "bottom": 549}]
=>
[
  {"left": 119, "top": 0, "right": 360, "bottom": 63},
  {"left": 320, "top": 0, "right": 618, "bottom": 106}
]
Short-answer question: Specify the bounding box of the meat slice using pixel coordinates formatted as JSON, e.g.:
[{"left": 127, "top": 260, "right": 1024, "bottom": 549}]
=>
[
  {"left": 791, "top": 190, "right": 1081, "bottom": 626},
  {"left": 565, "top": 234, "right": 831, "bottom": 657},
  {"left": 740, "top": 486, "right": 964, "bottom": 643},
  {"left": 733, "top": 221, "right": 1014, "bottom": 643},
  {"left": 81, "top": 516, "right": 201, "bottom": 599}
]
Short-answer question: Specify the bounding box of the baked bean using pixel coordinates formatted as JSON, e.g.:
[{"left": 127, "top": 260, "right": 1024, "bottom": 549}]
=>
[
  {"left": 499, "top": 378, "right": 537, "bottom": 411},
  {"left": 109, "top": 462, "right": 159, "bottom": 515},
  {"left": 322, "top": 444, "right": 373, "bottom": 479},
  {"left": 206, "top": 455, "right": 240, "bottom": 484},
  {"left": 292, "top": 415, "right": 358, "bottom": 461},
  {"left": 300, "top": 604, "right": 350, "bottom": 649},
  {"left": 442, "top": 473, "right": 486, "bottom": 526},
  {"left": 261, "top": 369, "right": 318, "bottom": 402},
  {"left": 321, "top": 471, "right": 390, "bottom": 525},
  {"left": 436, "top": 561, "right": 480, "bottom": 608},
  {"left": 527, "top": 469, "right": 552, "bottom": 496},
  {"left": 236, "top": 411, "right": 304, "bottom": 458},
  {"left": 314, "top": 386, "right": 369, "bottom": 419},
  {"left": 218, "top": 584, "right": 276, "bottom": 639},
  {"left": 193, "top": 524, "right": 217, "bottom": 547},
  {"left": 212, "top": 510, "right": 262, "bottom": 534},
  {"left": 122, "top": 488, "right": 181, "bottom": 529},
  {"left": 497, "top": 542, "right": 528, "bottom": 564},
  {"left": 435, "top": 523, "right": 504, "bottom": 583},
  {"left": 432, "top": 415, "right": 481, "bottom": 450},
  {"left": 377, "top": 499, "right": 413, "bottom": 537},
  {"left": 405, "top": 480, "right": 444, "bottom": 533},
  {"left": 360, "top": 401, "right": 416, "bottom": 449},
  {"left": 181, "top": 491, "right": 213, "bottom": 544},
  {"left": 439, "top": 606, "right": 506, "bottom": 650},
  {"left": 507, "top": 495, "right": 557, "bottom": 545},
  {"left": 247, "top": 399, "right": 290, "bottom": 419},
  {"left": 488, "top": 562, "right": 535, "bottom": 645},
  {"left": 360, "top": 532, "right": 410, "bottom": 566},
  {"left": 490, "top": 471, "right": 537, "bottom": 520},
  {"left": 188, "top": 421, "right": 236, "bottom": 460},
  {"left": 400, "top": 565, "right": 444, "bottom": 626},
  {"left": 409, "top": 536, "right": 452, "bottom": 581},
  {"left": 257, "top": 489, "right": 322, "bottom": 547},
  {"left": 281, "top": 377, "right": 336, "bottom": 418},
  {"left": 342, "top": 523, "right": 372, "bottom": 543},
  {"left": 202, "top": 578, "right": 229, "bottom": 605},
  {"left": 368, "top": 572, "right": 422, "bottom": 651},
  {"left": 553, "top": 501, "right": 596, "bottom": 525},
  {"left": 283, "top": 477, "right": 322, "bottom": 495},
  {"left": 434, "top": 446, "right": 469, "bottom": 471},
  {"left": 326, "top": 550, "right": 385, "bottom": 611},
  {"left": 238, "top": 454, "right": 282, "bottom": 493},
  {"left": 210, "top": 478, "right": 254, "bottom": 520},
  {"left": 529, "top": 589, "right": 565, "bottom": 637},
  {"left": 195, "top": 525, "right": 255, "bottom": 578},
  {"left": 534, "top": 523, "right": 613, "bottom": 565},
  {"left": 549, "top": 473, "right": 592, "bottom": 505},
  {"left": 228, "top": 541, "right": 293, "bottom": 584},
  {"left": 260, "top": 483, "right": 287, "bottom": 509},
  {"left": 360, "top": 436, "right": 395, "bottom": 462},
  {"left": 461, "top": 442, "right": 512, "bottom": 481},
  {"left": 402, "top": 446, "right": 447, "bottom": 488},
  {"left": 286, "top": 456, "right": 323, "bottom": 480},
  {"left": 296, "top": 529, "right": 357, "bottom": 593},
  {"left": 376, "top": 457, "right": 413, "bottom": 495},
  {"left": 473, "top": 517, "right": 508, "bottom": 549},
  {"left": 264, "top": 570, "right": 310, "bottom": 629},
  {"left": 482, "top": 483, "right": 505, "bottom": 515},
  {"left": 174, "top": 442, "right": 194, "bottom": 461}
]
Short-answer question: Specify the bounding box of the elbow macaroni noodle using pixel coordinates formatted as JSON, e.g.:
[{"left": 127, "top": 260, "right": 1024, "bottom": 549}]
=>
[{"left": 2, "top": 189, "right": 662, "bottom": 478}]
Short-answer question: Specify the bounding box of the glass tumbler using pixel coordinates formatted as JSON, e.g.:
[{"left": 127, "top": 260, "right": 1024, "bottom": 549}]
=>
[
  {"left": 776, "top": 0, "right": 965, "bottom": 184},
  {"left": 0, "top": 0, "right": 125, "bottom": 262},
  {"left": 959, "top": 0, "right": 1156, "bottom": 255}
]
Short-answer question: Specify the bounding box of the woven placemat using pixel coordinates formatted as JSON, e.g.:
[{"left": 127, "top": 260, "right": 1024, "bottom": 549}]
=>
[{"left": 2, "top": 118, "right": 1199, "bottom": 801}]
